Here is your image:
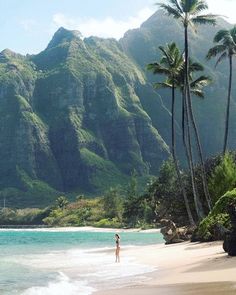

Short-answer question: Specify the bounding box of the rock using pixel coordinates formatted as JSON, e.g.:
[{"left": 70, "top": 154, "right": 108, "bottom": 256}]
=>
[
  {"left": 160, "top": 219, "right": 190, "bottom": 244},
  {"left": 223, "top": 202, "right": 236, "bottom": 256}
]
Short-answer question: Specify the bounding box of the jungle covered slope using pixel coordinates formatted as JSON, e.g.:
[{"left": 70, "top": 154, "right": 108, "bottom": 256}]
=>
[
  {"left": 0, "top": 27, "right": 169, "bottom": 207},
  {"left": 0, "top": 10, "right": 236, "bottom": 207}
]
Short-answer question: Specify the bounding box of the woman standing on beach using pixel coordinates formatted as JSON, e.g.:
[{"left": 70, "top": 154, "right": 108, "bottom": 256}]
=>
[{"left": 115, "top": 234, "right": 120, "bottom": 263}]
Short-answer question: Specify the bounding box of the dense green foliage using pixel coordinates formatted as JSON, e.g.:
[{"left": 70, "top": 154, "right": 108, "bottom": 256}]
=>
[
  {"left": 143, "top": 153, "right": 236, "bottom": 228},
  {"left": 0, "top": 207, "right": 50, "bottom": 225},
  {"left": 0, "top": 173, "right": 156, "bottom": 228},
  {"left": 196, "top": 189, "right": 236, "bottom": 241},
  {"left": 0, "top": 10, "right": 236, "bottom": 207},
  {"left": 1, "top": 5, "right": 236, "bottom": 235},
  {"left": 208, "top": 153, "right": 236, "bottom": 204},
  {"left": 0, "top": 25, "right": 171, "bottom": 207}
]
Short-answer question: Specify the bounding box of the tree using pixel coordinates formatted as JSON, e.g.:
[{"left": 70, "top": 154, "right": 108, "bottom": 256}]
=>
[
  {"left": 178, "top": 60, "right": 212, "bottom": 219},
  {"left": 207, "top": 27, "right": 236, "bottom": 154},
  {"left": 103, "top": 187, "right": 123, "bottom": 221},
  {"left": 177, "top": 61, "right": 211, "bottom": 211},
  {"left": 123, "top": 171, "right": 143, "bottom": 227},
  {"left": 145, "top": 159, "right": 192, "bottom": 225},
  {"left": 148, "top": 43, "right": 195, "bottom": 225},
  {"left": 158, "top": 0, "right": 217, "bottom": 215},
  {"left": 177, "top": 60, "right": 212, "bottom": 145},
  {"left": 56, "top": 196, "right": 69, "bottom": 210},
  {"left": 208, "top": 153, "right": 236, "bottom": 204}
]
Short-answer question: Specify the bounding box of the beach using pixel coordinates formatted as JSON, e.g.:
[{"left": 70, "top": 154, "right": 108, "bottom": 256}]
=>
[
  {"left": 1, "top": 228, "right": 236, "bottom": 294},
  {"left": 0, "top": 229, "right": 162, "bottom": 294},
  {"left": 95, "top": 241, "right": 236, "bottom": 295}
]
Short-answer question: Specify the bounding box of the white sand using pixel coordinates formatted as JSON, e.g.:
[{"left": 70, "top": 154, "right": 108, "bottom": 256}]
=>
[{"left": 95, "top": 241, "right": 236, "bottom": 294}]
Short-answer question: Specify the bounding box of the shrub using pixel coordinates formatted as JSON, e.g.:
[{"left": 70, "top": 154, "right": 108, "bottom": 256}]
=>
[
  {"left": 196, "top": 188, "right": 236, "bottom": 241},
  {"left": 94, "top": 218, "right": 122, "bottom": 228},
  {"left": 208, "top": 153, "right": 236, "bottom": 204}
]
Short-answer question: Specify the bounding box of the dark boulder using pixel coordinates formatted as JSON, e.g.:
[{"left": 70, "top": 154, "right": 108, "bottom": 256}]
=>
[{"left": 223, "top": 202, "right": 236, "bottom": 256}]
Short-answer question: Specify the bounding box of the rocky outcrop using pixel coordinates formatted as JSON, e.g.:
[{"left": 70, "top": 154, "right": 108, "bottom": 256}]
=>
[
  {"left": 223, "top": 202, "right": 236, "bottom": 256},
  {"left": 160, "top": 219, "right": 192, "bottom": 244}
]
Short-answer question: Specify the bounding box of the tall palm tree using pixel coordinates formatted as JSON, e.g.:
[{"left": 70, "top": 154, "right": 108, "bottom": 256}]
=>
[
  {"left": 179, "top": 61, "right": 211, "bottom": 219},
  {"left": 174, "top": 60, "right": 211, "bottom": 220},
  {"left": 207, "top": 27, "right": 236, "bottom": 154},
  {"left": 147, "top": 43, "right": 195, "bottom": 226},
  {"left": 177, "top": 60, "right": 212, "bottom": 146},
  {"left": 158, "top": 0, "right": 217, "bottom": 212}
]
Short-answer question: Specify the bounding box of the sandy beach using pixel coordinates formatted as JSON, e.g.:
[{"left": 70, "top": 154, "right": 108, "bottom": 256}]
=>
[{"left": 95, "top": 241, "right": 236, "bottom": 295}]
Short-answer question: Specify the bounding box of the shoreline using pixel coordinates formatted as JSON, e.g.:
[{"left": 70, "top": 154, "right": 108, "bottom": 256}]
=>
[
  {"left": 94, "top": 241, "right": 236, "bottom": 295},
  {"left": 95, "top": 282, "right": 236, "bottom": 295},
  {"left": 0, "top": 226, "right": 161, "bottom": 233}
]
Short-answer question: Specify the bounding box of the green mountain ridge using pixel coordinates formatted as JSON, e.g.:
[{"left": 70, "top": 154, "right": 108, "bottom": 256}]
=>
[
  {"left": 0, "top": 24, "right": 169, "bottom": 207},
  {"left": 0, "top": 11, "right": 235, "bottom": 207}
]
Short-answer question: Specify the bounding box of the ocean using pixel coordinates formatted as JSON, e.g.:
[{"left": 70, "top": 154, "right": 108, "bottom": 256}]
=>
[{"left": 0, "top": 229, "right": 164, "bottom": 294}]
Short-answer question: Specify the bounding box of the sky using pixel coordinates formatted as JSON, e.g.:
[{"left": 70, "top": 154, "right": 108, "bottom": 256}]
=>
[{"left": 0, "top": 0, "right": 235, "bottom": 55}]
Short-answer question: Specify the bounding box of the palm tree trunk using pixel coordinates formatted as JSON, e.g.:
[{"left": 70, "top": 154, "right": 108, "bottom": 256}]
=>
[
  {"left": 171, "top": 84, "right": 195, "bottom": 226},
  {"left": 223, "top": 55, "right": 233, "bottom": 154},
  {"left": 184, "top": 26, "right": 212, "bottom": 211},
  {"left": 184, "top": 25, "right": 205, "bottom": 220},
  {"left": 185, "top": 86, "right": 205, "bottom": 220},
  {"left": 182, "top": 92, "right": 186, "bottom": 147}
]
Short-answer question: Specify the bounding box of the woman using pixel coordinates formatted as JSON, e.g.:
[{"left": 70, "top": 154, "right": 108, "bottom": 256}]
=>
[{"left": 115, "top": 234, "right": 120, "bottom": 263}]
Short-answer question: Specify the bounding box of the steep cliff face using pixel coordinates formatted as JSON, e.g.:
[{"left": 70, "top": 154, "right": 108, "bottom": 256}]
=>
[
  {"left": 33, "top": 29, "right": 169, "bottom": 190},
  {"left": 0, "top": 28, "right": 169, "bottom": 206},
  {"left": 1, "top": 10, "right": 235, "bottom": 207}
]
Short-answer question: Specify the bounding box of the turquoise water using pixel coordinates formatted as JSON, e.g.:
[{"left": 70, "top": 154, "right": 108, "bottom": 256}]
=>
[{"left": 0, "top": 230, "right": 163, "bottom": 295}]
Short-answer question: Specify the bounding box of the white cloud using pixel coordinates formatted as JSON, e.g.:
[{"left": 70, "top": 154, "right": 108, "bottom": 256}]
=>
[{"left": 51, "top": 7, "right": 155, "bottom": 39}]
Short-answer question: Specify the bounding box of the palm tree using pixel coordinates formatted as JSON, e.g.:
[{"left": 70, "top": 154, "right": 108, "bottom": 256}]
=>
[
  {"left": 207, "top": 27, "right": 236, "bottom": 154},
  {"left": 177, "top": 60, "right": 212, "bottom": 146},
  {"left": 179, "top": 61, "right": 212, "bottom": 219},
  {"left": 148, "top": 43, "right": 195, "bottom": 226},
  {"left": 158, "top": 0, "right": 217, "bottom": 212},
  {"left": 173, "top": 60, "right": 211, "bottom": 220}
]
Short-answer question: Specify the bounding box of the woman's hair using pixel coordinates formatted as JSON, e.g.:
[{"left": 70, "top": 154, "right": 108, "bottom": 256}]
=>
[{"left": 115, "top": 234, "right": 120, "bottom": 239}]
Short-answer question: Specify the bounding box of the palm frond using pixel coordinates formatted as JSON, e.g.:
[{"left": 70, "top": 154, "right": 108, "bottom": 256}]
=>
[
  {"left": 215, "top": 52, "right": 228, "bottom": 67},
  {"left": 191, "top": 0, "right": 208, "bottom": 15},
  {"left": 230, "top": 26, "right": 236, "bottom": 42},
  {"left": 214, "top": 29, "right": 230, "bottom": 43},
  {"left": 206, "top": 44, "right": 226, "bottom": 59},
  {"left": 188, "top": 20, "right": 197, "bottom": 33},
  {"left": 158, "top": 3, "right": 183, "bottom": 19},
  {"left": 159, "top": 45, "right": 172, "bottom": 62},
  {"left": 168, "top": 0, "right": 183, "bottom": 14},
  {"left": 180, "top": 0, "right": 187, "bottom": 12},
  {"left": 192, "top": 14, "right": 217, "bottom": 26},
  {"left": 190, "top": 75, "right": 212, "bottom": 88},
  {"left": 147, "top": 63, "right": 170, "bottom": 75},
  {"left": 154, "top": 81, "right": 172, "bottom": 89},
  {"left": 191, "top": 88, "right": 205, "bottom": 98},
  {"left": 189, "top": 61, "right": 204, "bottom": 72}
]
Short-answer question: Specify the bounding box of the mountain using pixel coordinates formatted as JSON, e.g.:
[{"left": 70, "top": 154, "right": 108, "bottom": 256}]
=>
[
  {"left": 0, "top": 26, "right": 169, "bottom": 207},
  {"left": 0, "top": 10, "right": 235, "bottom": 207},
  {"left": 121, "top": 10, "right": 236, "bottom": 156}
]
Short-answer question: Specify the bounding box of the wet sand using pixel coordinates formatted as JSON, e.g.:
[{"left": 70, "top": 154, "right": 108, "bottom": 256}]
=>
[
  {"left": 95, "top": 241, "right": 236, "bottom": 295},
  {"left": 97, "top": 282, "right": 236, "bottom": 295}
]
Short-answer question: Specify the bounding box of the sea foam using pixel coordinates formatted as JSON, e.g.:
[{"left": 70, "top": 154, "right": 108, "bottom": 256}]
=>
[{"left": 21, "top": 272, "right": 95, "bottom": 295}]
